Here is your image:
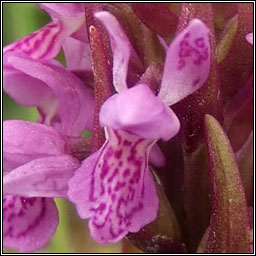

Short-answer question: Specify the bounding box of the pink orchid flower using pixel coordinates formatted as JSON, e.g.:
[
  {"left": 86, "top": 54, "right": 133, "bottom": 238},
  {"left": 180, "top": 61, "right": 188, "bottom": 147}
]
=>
[{"left": 68, "top": 11, "right": 210, "bottom": 243}]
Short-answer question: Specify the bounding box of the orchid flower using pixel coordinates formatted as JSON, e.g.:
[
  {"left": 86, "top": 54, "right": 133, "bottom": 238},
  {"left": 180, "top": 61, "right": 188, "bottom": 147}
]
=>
[
  {"left": 68, "top": 11, "right": 210, "bottom": 243},
  {"left": 3, "top": 3, "right": 93, "bottom": 137},
  {"left": 3, "top": 4, "right": 94, "bottom": 252},
  {"left": 3, "top": 120, "right": 83, "bottom": 252},
  {"left": 37, "top": 3, "right": 92, "bottom": 74}
]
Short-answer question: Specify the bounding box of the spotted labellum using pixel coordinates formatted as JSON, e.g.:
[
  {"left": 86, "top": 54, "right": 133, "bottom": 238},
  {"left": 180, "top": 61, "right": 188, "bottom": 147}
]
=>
[
  {"left": 68, "top": 11, "right": 210, "bottom": 243},
  {"left": 3, "top": 3, "right": 253, "bottom": 254}
]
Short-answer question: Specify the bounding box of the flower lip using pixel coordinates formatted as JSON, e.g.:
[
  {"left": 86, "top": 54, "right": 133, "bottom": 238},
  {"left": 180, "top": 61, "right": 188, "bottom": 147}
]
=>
[{"left": 100, "top": 83, "right": 180, "bottom": 141}]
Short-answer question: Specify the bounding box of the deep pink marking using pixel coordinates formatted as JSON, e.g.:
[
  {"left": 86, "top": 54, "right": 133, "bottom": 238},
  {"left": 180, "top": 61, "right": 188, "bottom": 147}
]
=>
[
  {"left": 114, "top": 131, "right": 122, "bottom": 145},
  {"left": 116, "top": 197, "right": 126, "bottom": 218},
  {"left": 134, "top": 159, "right": 142, "bottom": 168},
  {"left": 111, "top": 193, "right": 116, "bottom": 202},
  {"left": 123, "top": 139, "right": 132, "bottom": 146},
  {"left": 18, "top": 32, "right": 38, "bottom": 48},
  {"left": 180, "top": 39, "right": 189, "bottom": 48},
  {"left": 177, "top": 59, "right": 186, "bottom": 70},
  {"left": 178, "top": 34, "right": 208, "bottom": 70},
  {"left": 127, "top": 154, "right": 135, "bottom": 162},
  {"left": 109, "top": 225, "right": 124, "bottom": 239},
  {"left": 114, "top": 181, "right": 126, "bottom": 191},
  {"left": 32, "top": 21, "right": 61, "bottom": 59},
  {"left": 7, "top": 213, "right": 15, "bottom": 222},
  {"left": 91, "top": 203, "right": 106, "bottom": 213},
  {"left": 92, "top": 206, "right": 113, "bottom": 229},
  {"left": 131, "top": 138, "right": 144, "bottom": 152},
  {"left": 15, "top": 198, "right": 46, "bottom": 238},
  {"left": 90, "top": 140, "right": 109, "bottom": 201},
  {"left": 127, "top": 186, "right": 135, "bottom": 201},
  {"left": 129, "top": 169, "right": 141, "bottom": 184},
  {"left": 18, "top": 210, "right": 25, "bottom": 217},
  {"left": 114, "top": 149, "right": 122, "bottom": 159},
  {"left": 100, "top": 182, "right": 105, "bottom": 196},
  {"left": 195, "top": 37, "right": 205, "bottom": 48},
  {"left": 126, "top": 201, "right": 144, "bottom": 219},
  {"left": 108, "top": 168, "right": 119, "bottom": 183},
  {"left": 123, "top": 168, "right": 130, "bottom": 178},
  {"left": 24, "top": 28, "right": 51, "bottom": 55},
  {"left": 105, "top": 146, "right": 114, "bottom": 158},
  {"left": 119, "top": 161, "right": 123, "bottom": 167},
  {"left": 3, "top": 198, "right": 15, "bottom": 212},
  {"left": 100, "top": 160, "right": 109, "bottom": 179},
  {"left": 20, "top": 197, "right": 36, "bottom": 210},
  {"left": 184, "top": 32, "right": 190, "bottom": 38},
  {"left": 39, "top": 29, "right": 61, "bottom": 59},
  {"left": 179, "top": 47, "right": 193, "bottom": 58}
]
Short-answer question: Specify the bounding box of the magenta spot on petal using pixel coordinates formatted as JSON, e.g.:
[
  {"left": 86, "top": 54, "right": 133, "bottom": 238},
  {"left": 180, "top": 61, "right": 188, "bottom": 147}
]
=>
[
  {"left": 97, "top": 203, "right": 106, "bottom": 213},
  {"left": 178, "top": 34, "right": 208, "bottom": 70},
  {"left": 105, "top": 146, "right": 114, "bottom": 158},
  {"left": 119, "top": 161, "right": 123, "bottom": 167},
  {"left": 129, "top": 169, "right": 141, "bottom": 184},
  {"left": 114, "top": 131, "right": 122, "bottom": 145},
  {"left": 109, "top": 226, "right": 118, "bottom": 239},
  {"left": 177, "top": 59, "right": 186, "bottom": 70},
  {"left": 123, "top": 168, "right": 130, "bottom": 178},
  {"left": 111, "top": 193, "right": 116, "bottom": 201},
  {"left": 107, "top": 168, "right": 119, "bottom": 183},
  {"left": 18, "top": 210, "right": 25, "bottom": 217},
  {"left": 179, "top": 47, "right": 192, "bottom": 58},
  {"left": 127, "top": 154, "right": 135, "bottom": 162},
  {"left": 114, "top": 149, "right": 122, "bottom": 159},
  {"left": 100, "top": 183, "right": 105, "bottom": 196},
  {"left": 195, "top": 37, "right": 205, "bottom": 48},
  {"left": 100, "top": 160, "right": 109, "bottom": 179},
  {"left": 184, "top": 32, "right": 190, "bottom": 38},
  {"left": 7, "top": 213, "right": 15, "bottom": 222},
  {"left": 114, "top": 181, "right": 126, "bottom": 191},
  {"left": 123, "top": 140, "right": 132, "bottom": 146}
]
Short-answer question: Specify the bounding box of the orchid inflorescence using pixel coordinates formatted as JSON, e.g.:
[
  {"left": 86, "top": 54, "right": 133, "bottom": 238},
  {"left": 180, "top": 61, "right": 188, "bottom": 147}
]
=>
[{"left": 3, "top": 3, "right": 253, "bottom": 253}]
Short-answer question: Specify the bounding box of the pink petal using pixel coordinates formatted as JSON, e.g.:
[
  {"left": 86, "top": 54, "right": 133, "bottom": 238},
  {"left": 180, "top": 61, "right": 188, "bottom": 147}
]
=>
[
  {"left": 37, "top": 4, "right": 85, "bottom": 40},
  {"left": 4, "top": 155, "right": 80, "bottom": 198},
  {"left": 4, "top": 19, "right": 69, "bottom": 61},
  {"left": 6, "top": 53, "right": 94, "bottom": 136},
  {"left": 38, "top": 3, "right": 85, "bottom": 18},
  {"left": 159, "top": 19, "right": 210, "bottom": 106},
  {"left": 71, "top": 23, "right": 89, "bottom": 42},
  {"left": 3, "top": 65, "right": 57, "bottom": 119},
  {"left": 68, "top": 150, "right": 101, "bottom": 219},
  {"left": 246, "top": 33, "right": 253, "bottom": 45},
  {"left": 149, "top": 144, "right": 166, "bottom": 167},
  {"left": 3, "top": 196, "right": 58, "bottom": 253},
  {"left": 95, "top": 11, "right": 131, "bottom": 93},
  {"left": 100, "top": 83, "right": 180, "bottom": 141},
  {"left": 3, "top": 120, "right": 66, "bottom": 172},
  {"left": 68, "top": 128, "right": 158, "bottom": 243},
  {"left": 63, "top": 37, "right": 92, "bottom": 72}
]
